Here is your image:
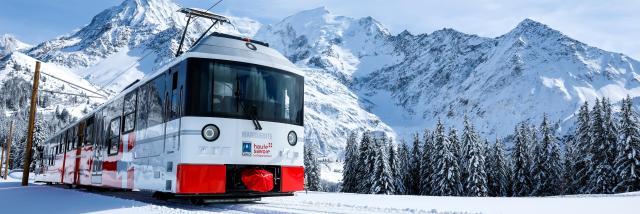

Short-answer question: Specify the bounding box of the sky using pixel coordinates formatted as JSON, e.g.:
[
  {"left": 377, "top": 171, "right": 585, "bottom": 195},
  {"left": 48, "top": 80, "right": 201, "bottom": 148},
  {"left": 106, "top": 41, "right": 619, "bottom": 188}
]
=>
[{"left": 1, "top": 0, "right": 639, "bottom": 59}]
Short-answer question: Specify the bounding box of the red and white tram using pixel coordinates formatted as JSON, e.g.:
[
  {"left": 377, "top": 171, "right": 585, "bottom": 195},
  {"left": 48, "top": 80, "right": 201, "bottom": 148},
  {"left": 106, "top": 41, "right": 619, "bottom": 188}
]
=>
[{"left": 34, "top": 31, "right": 305, "bottom": 200}]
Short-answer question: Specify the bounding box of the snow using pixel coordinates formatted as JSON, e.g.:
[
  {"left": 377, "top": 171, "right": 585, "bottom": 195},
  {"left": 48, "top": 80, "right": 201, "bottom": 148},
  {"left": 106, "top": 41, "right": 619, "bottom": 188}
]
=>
[
  {"left": 1, "top": 177, "right": 639, "bottom": 214},
  {"left": 0, "top": 34, "right": 31, "bottom": 57}
]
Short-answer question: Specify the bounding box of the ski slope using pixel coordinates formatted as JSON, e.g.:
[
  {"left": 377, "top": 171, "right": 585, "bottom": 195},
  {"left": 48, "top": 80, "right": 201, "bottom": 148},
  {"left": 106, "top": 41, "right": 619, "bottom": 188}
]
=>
[{"left": 0, "top": 172, "right": 637, "bottom": 214}]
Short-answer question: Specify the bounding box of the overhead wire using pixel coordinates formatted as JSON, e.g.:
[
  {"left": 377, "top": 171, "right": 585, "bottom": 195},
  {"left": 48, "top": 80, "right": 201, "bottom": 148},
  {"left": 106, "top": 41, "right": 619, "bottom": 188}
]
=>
[
  {"left": 39, "top": 71, "right": 107, "bottom": 99},
  {"left": 97, "top": 0, "right": 225, "bottom": 95}
]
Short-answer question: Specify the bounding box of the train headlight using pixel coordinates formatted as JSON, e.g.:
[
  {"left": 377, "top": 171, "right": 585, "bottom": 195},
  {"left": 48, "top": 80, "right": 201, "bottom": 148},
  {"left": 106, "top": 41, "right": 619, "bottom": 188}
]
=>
[
  {"left": 287, "top": 131, "right": 297, "bottom": 146},
  {"left": 202, "top": 124, "right": 220, "bottom": 142}
]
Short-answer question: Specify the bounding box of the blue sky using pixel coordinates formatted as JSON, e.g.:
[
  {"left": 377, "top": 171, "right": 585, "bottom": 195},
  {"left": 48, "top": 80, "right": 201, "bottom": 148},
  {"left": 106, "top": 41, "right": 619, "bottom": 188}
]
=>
[{"left": 1, "top": 0, "right": 639, "bottom": 59}]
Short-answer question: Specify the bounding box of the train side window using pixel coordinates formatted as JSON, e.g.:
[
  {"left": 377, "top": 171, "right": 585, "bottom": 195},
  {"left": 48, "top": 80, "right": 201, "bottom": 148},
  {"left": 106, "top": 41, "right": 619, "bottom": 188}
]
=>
[
  {"left": 108, "top": 117, "right": 121, "bottom": 156},
  {"left": 172, "top": 72, "right": 178, "bottom": 90},
  {"left": 136, "top": 85, "right": 148, "bottom": 130},
  {"left": 85, "top": 117, "right": 95, "bottom": 146},
  {"left": 123, "top": 90, "right": 137, "bottom": 133},
  {"left": 65, "top": 131, "right": 71, "bottom": 151}
]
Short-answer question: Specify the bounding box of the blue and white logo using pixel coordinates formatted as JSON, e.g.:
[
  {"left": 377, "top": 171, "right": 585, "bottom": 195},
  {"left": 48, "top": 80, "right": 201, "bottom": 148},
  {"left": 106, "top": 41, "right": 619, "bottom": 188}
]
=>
[{"left": 242, "top": 141, "right": 252, "bottom": 156}]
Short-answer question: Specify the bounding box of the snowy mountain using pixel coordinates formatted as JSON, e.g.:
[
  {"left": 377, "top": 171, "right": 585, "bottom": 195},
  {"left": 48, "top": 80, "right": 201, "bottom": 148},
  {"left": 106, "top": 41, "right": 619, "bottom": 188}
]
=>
[
  {"left": 0, "top": 34, "right": 31, "bottom": 58},
  {"left": 26, "top": 0, "right": 260, "bottom": 90},
  {"left": 256, "top": 8, "right": 640, "bottom": 140}
]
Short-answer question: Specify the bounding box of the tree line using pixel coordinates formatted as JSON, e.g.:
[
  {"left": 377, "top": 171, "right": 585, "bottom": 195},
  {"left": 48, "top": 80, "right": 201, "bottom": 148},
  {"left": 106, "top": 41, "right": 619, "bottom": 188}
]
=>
[{"left": 342, "top": 96, "right": 640, "bottom": 196}]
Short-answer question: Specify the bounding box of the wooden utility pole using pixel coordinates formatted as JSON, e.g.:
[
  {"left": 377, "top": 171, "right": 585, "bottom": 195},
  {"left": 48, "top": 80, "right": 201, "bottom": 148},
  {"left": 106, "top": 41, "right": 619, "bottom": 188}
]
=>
[
  {"left": 4, "top": 121, "right": 13, "bottom": 180},
  {"left": 1, "top": 139, "right": 5, "bottom": 178},
  {"left": 22, "top": 61, "right": 41, "bottom": 186}
]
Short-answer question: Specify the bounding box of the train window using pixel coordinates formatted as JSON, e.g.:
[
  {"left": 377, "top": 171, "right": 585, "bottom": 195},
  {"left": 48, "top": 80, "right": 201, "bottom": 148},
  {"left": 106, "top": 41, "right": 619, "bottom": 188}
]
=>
[
  {"left": 137, "top": 75, "right": 165, "bottom": 130},
  {"left": 185, "top": 58, "right": 304, "bottom": 126},
  {"left": 85, "top": 117, "right": 95, "bottom": 146},
  {"left": 108, "top": 117, "right": 121, "bottom": 156},
  {"left": 123, "top": 90, "right": 137, "bottom": 133},
  {"left": 66, "top": 130, "right": 71, "bottom": 151},
  {"left": 72, "top": 127, "right": 78, "bottom": 149},
  {"left": 172, "top": 72, "right": 178, "bottom": 90}
]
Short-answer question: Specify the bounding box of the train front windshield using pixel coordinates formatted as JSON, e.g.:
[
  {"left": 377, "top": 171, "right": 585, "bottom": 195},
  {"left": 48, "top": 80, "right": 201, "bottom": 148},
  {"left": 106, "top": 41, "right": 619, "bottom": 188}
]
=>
[{"left": 185, "top": 58, "right": 304, "bottom": 126}]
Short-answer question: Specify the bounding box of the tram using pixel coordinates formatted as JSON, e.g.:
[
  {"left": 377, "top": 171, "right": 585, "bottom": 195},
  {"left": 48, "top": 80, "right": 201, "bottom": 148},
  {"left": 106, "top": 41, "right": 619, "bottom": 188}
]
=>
[{"left": 34, "top": 8, "right": 305, "bottom": 201}]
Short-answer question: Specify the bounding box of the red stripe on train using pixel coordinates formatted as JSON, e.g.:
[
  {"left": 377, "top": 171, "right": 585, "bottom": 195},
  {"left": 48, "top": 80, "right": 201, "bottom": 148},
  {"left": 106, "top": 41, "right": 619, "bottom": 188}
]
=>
[
  {"left": 281, "top": 166, "right": 304, "bottom": 192},
  {"left": 176, "top": 164, "right": 226, "bottom": 194}
]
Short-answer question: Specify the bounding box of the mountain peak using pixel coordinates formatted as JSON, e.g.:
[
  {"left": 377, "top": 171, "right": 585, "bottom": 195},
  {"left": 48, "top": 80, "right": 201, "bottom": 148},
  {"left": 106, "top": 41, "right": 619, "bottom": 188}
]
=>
[
  {"left": 302, "top": 6, "right": 331, "bottom": 16},
  {"left": 507, "top": 18, "right": 563, "bottom": 36},
  {"left": 0, "top": 34, "right": 31, "bottom": 56},
  {"left": 515, "top": 18, "right": 552, "bottom": 31}
]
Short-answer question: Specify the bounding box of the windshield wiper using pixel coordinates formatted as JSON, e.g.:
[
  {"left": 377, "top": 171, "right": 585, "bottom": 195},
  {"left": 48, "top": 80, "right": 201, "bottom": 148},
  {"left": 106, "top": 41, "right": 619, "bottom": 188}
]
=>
[{"left": 234, "top": 81, "right": 262, "bottom": 130}]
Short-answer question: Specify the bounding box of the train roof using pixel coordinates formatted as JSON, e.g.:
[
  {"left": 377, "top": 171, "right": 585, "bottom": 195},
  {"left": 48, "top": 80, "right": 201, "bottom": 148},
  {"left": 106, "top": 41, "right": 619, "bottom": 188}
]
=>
[{"left": 44, "top": 33, "right": 303, "bottom": 141}]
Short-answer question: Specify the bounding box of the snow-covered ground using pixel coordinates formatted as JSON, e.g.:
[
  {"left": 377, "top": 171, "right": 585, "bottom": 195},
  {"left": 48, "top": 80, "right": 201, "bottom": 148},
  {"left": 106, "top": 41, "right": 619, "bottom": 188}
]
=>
[{"left": 0, "top": 171, "right": 637, "bottom": 214}]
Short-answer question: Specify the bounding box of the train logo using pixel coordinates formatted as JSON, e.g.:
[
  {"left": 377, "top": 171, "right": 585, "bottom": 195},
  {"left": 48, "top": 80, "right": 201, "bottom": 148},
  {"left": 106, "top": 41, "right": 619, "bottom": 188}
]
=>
[{"left": 242, "top": 142, "right": 252, "bottom": 156}]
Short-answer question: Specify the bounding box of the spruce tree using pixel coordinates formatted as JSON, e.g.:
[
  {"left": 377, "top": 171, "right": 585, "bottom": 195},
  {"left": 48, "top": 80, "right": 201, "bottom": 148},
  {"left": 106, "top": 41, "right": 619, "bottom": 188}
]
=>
[
  {"left": 420, "top": 129, "right": 435, "bottom": 195},
  {"left": 304, "top": 142, "right": 322, "bottom": 191},
  {"left": 512, "top": 123, "right": 533, "bottom": 196},
  {"left": 398, "top": 142, "right": 411, "bottom": 195},
  {"left": 573, "top": 101, "right": 591, "bottom": 194},
  {"left": 370, "top": 136, "right": 395, "bottom": 194},
  {"left": 389, "top": 143, "right": 406, "bottom": 194},
  {"left": 613, "top": 96, "right": 640, "bottom": 193},
  {"left": 342, "top": 131, "right": 360, "bottom": 193},
  {"left": 588, "top": 99, "right": 616, "bottom": 193},
  {"left": 465, "top": 131, "right": 488, "bottom": 196},
  {"left": 430, "top": 120, "right": 463, "bottom": 196},
  {"left": 488, "top": 138, "right": 511, "bottom": 196},
  {"left": 563, "top": 136, "right": 577, "bottom": 194},
  {"left": 548, "top": 127, "right": 563, "bottom": 195},
  {"left": 408, "top": 133, "right": 422, "bottom": 195},
  {"left": 532, "top": 114, "right": 562, "bottom": 196},
  {"left": 449, "top": 128, "right": 461, "bottom": 169},
  {"left": 460, "top": 115, "right": 478, "bottom": 194},
  {"left": 357, "top": 131, "right": 375, "bottom": 193}
]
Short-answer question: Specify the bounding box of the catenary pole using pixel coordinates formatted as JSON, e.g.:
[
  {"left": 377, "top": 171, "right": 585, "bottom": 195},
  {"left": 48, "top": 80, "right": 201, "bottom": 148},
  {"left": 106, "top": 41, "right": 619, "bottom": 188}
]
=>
[
  {"left": 1, "top": 139, "right": 4, "bottom": 178},
  {"left": 22, "top": 61, "right": 41, "bottom": 186},
  {"left": 4, "top": 121, "right": 13, "bottom": 180}
]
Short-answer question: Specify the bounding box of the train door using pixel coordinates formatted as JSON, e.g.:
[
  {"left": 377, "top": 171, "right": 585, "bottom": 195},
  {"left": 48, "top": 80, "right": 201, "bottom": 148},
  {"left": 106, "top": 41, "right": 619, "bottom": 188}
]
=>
[
  {"left": 164, "top": 66, "right": 183, "bottom": 154},
  {"left": 74, "top": 123, "right": 84, "bottom": 185}
]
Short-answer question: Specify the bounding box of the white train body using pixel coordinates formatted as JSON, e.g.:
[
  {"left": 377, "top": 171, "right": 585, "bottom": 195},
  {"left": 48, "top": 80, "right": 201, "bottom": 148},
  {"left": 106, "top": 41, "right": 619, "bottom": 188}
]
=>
[{"left": 35, "top": 33, "right": 305, "bottom": 197}]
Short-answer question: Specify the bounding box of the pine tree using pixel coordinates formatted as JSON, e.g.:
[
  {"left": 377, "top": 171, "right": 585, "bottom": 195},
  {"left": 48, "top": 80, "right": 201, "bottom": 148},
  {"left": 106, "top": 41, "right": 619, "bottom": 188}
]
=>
[
  {"left": 341, "top": 131, "right": 360, "bottom": 193},
  {"left": 548, "top": 127, "right": 564, "bottom": 195},
  {"left": 449, "top": 128, "right": 461, "bottom": 169},
  {"left": 563, "top": 136, "right": 578, "bottom": 194},
  {"left": 465, "top": 131, "right": 488, "bottom": 196},
  {"left": 512, "top": 122, "right": 533, "bottom": 196},
  {"left": 613, "top": 96, "right": 640, "bottom": 193},
  {"left": 389, "top": 143, "right": 405, "bottom": 194},
  {"left": 420, "top": 130, "right": 435, "bottom": 195},
  {"left": 398, "top": 142, "right": 411, "bottom": 195},
  {"left": 588, "top": 99, "right": 616, "bottom": 193},
  {"left": 408, "top": 133, "right": 422, "bottom": 195},
  {"left": 573, "top": 101, "right": 592, "bottom": 194},
  {"left": 488, "top": 138, "right": 511, "bottom": 196},
  {"left": 31, "top": 117, "right": 49, "bottom": 171},
  {"left": 430, "top": 120, "right": 463, "bottom": 196},
  {"left": 460, "top": 115, "right": 478, "bottom": 194},
  {"left": 370, "top": 135, "right": 395, "bottom": 194},
  {"left": 357, "top": 131, "right": 375, "bottom": 193},
  {"left": 304, "top": 142, "right": 322, "bottom": 191},
  {"left": 532, "top": 114, "right": 562, "bottom": 196}
]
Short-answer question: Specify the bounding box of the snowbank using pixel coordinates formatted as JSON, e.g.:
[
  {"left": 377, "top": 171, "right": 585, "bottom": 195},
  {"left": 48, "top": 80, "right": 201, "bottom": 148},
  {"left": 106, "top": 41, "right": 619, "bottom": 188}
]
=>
[{"left": 0, "top": 179, "right": 638, "bottom": 214}]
